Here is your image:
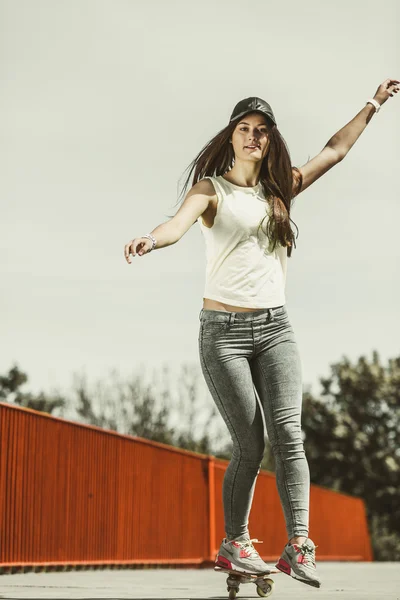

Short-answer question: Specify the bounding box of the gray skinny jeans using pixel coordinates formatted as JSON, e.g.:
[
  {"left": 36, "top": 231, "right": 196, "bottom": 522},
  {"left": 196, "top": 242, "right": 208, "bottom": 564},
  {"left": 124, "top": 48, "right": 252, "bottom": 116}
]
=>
[{"left": 198, "top": 305, "right": 310, "bottom": 541}]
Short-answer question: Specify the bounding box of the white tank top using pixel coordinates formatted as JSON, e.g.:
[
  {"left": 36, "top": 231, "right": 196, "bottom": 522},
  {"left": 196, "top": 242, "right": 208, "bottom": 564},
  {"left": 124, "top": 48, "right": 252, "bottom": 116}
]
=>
[{"left": 197, "top": 175, "right": 287, "bottom": 308}]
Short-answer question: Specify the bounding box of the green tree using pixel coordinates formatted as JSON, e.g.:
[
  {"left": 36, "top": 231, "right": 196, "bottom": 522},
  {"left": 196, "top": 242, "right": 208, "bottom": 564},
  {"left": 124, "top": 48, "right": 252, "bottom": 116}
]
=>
[
  {"left": 301, "top": 350, "right": 400, "bottom": 559},
  {"left": 0, "top": 364, "right": 65, "bottom": 414},
  {"left": 68, "top": 364, "right": 227, "bottom": 455}
]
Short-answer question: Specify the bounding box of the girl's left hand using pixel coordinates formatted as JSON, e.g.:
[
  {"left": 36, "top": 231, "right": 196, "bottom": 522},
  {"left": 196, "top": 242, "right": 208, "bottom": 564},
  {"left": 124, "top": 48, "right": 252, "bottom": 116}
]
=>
[{"left": 373, "top": 78, "right": 400, "bottom": 106}]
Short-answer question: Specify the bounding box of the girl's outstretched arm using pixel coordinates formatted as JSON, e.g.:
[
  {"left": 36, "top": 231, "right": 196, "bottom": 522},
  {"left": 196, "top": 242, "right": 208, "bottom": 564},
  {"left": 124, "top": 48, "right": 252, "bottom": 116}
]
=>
[
  {"left": 294, "top": 78, "right": 399, "bottom": 196},
  {"left": 326, "top": 78, "right": 399, "bottom": 158}
]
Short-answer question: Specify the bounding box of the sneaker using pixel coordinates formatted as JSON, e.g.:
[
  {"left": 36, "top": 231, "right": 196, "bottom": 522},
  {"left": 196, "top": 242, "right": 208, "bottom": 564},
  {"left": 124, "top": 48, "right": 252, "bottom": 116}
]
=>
[
  {"left": 215, "top": 536, "right": 275, "bottom": 575},
  {"left": 275, "top": 538, "right": 321, "bottom": 588}
]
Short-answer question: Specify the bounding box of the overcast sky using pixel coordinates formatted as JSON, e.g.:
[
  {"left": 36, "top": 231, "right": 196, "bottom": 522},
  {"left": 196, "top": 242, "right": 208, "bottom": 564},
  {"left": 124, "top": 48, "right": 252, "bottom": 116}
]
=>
[{"left": 1, "top": 0, "right": 399, "bottom": 405}]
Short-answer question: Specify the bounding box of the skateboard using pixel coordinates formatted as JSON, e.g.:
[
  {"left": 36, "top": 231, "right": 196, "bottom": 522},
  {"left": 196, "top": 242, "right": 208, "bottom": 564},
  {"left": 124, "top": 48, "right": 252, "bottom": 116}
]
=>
[{"left": 215, "top": 564, "right": 279, "bottom": 598}]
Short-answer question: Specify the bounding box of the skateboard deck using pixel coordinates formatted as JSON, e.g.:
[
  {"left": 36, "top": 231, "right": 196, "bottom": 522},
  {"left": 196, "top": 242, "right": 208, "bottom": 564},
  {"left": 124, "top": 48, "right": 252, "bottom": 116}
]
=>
[{"left": 215, "top": 564, "right": 279, "bottom": 598}]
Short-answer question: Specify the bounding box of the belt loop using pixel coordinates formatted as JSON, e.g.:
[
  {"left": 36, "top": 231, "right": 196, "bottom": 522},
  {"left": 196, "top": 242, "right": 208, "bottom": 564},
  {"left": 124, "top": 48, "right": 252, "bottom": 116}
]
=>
[
  {"left": 266, "top": 308, "right": 274, "bottom": 323},
  {"left": 229, "top": 312, "right": 235, "bottom": 325}
]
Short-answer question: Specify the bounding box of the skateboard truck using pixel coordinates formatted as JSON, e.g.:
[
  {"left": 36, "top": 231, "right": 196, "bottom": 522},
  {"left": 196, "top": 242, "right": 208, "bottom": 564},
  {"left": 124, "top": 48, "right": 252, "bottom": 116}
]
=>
[{"left": 215, "top": 565, "right": 275, "bottom": 598}]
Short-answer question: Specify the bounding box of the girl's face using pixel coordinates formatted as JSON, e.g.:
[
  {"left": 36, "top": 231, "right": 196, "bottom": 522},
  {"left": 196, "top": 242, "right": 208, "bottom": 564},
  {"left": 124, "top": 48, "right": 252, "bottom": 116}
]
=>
[{"left": 230, "top": 112, "right": 270, "bottom": 162}]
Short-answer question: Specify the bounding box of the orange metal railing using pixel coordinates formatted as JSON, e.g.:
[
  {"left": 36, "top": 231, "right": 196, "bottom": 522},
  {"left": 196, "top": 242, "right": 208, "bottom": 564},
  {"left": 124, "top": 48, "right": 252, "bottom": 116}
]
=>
[{"left": 0, "top": 402, "right": 373, "bottom": 568}]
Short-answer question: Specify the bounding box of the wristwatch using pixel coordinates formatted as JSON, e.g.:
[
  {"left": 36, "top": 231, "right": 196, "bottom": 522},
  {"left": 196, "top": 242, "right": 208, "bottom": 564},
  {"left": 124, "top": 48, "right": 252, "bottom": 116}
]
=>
[{"left": 366, "top": 98, "right": 381, "bottom": 113}]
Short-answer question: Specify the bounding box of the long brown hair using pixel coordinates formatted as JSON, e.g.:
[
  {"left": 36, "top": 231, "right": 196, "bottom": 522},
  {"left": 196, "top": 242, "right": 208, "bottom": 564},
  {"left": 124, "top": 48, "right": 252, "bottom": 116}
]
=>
[{"left": 169, "top": 113, "right": 303, "bottom": 258}]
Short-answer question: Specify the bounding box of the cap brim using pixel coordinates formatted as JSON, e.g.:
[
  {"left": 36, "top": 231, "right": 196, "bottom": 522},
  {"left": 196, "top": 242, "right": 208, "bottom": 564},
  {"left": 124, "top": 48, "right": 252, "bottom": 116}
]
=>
[{"left": 229, "top": 109, "right": 276, "bottom": 126}]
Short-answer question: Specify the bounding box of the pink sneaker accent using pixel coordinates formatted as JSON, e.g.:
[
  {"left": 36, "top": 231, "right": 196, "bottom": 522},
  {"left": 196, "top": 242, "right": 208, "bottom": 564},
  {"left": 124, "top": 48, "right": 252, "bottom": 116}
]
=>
[
  {"left": 215, "top": 554, "right": 232, "bottom": 570},
  {"left": 292, "top": 544, "right": 311, "bottom": 565},
  {"left": 231, "top": 541, "right": 253, "bottom": 559},
  {"left": 276, "top": 558, "right": 291, "bottom": 575}
]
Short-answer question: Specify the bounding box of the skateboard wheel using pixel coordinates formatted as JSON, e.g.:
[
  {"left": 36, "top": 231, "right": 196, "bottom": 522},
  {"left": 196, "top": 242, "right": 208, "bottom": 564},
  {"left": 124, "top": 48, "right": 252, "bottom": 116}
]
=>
[
  {"left": 256, "top": 578, "right": 274, "bottom": 597},
  {"left": 228, "top": 588, "right": 238, "bottom": 599}
]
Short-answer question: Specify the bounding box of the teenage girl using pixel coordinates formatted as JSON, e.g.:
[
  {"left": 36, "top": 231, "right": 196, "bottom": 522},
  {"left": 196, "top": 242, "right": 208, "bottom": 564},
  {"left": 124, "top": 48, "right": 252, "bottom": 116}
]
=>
[{"left": 124, "top": 79, "right": 399, "bottom": 588}]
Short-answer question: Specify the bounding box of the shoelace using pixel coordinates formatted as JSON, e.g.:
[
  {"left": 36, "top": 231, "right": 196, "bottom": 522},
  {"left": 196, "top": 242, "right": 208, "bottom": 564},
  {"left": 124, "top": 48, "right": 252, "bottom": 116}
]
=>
[
  {"left": 235, "top": 538, "right": 263, "bottom": 558},
  {"left": 300, "top": 543, "right": 318, "bottom": 566}
]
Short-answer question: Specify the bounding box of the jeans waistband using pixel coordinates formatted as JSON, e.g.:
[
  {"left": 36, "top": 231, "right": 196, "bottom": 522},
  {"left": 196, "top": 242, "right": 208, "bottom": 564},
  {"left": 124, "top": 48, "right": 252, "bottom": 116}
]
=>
[{"left": 199, "top": 305, "right": 285, "bottom": 325}]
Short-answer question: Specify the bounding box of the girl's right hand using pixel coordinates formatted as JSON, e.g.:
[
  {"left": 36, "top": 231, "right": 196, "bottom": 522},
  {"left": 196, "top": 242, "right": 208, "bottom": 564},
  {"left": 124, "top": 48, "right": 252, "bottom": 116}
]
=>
[{"left": 124, "top": 237, "right": 153, "bottom": 263}]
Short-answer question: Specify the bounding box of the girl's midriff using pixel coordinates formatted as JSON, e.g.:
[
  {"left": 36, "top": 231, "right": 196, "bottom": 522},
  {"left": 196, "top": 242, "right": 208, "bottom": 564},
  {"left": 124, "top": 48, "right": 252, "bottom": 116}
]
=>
[{"left": 203, "top": 297, "right": 266, "bottom": 313}]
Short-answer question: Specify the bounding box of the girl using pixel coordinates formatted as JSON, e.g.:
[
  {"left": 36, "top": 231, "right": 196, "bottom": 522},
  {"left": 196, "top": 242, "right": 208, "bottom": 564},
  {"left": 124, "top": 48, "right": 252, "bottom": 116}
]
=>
[{"left": 124, "top": 79, "right": 399, "bottom": 588}]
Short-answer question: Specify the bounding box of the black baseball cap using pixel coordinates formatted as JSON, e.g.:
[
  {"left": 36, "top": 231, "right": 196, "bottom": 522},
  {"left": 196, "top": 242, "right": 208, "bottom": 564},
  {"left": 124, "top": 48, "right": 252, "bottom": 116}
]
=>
[{"left": 229, "top": 96, "right": 277, "bottom": 127}]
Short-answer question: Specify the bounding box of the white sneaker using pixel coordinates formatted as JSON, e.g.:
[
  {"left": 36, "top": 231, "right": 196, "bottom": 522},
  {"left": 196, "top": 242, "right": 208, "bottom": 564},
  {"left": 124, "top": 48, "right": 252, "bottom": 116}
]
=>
[
  {"left": 276, "top": 538, "right": 322, "bottom": 587},
  {"left": 215, "top": 536, "right": 275, "bottom": 575}
]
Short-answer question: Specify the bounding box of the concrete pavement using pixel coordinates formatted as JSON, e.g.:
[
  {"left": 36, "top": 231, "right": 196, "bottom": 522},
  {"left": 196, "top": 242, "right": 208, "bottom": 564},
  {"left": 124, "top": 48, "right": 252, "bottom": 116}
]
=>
[{"left": 0, "top": 563, "right": 399, "bottom": 599}]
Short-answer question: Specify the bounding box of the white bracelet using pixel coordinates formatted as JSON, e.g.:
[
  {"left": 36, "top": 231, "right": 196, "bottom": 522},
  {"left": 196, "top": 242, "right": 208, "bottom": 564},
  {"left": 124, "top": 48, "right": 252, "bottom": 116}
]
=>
[
  {"left": 366, "top": 98, "right": 381, "bottom": 113},
  {"left": 142, "top": 233, "right": 157, "bottom": 251}
]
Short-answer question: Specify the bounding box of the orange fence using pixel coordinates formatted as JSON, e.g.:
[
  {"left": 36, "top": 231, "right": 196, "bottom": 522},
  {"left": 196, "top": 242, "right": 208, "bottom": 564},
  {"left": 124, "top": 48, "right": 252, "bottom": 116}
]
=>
[{"left": 0, "top": 402, "right": 373, "bottom": 568}]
